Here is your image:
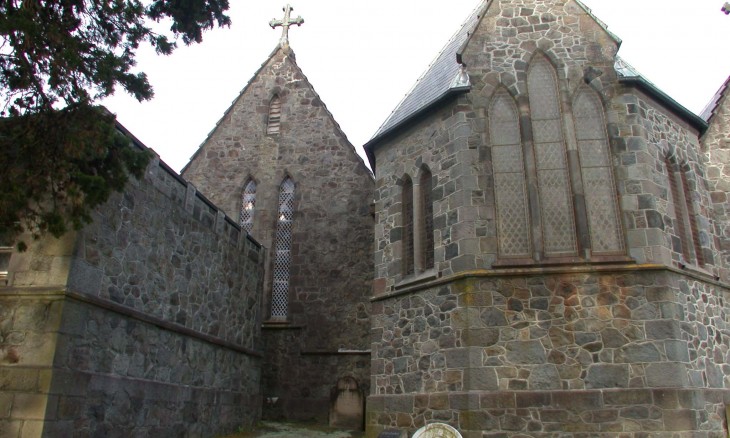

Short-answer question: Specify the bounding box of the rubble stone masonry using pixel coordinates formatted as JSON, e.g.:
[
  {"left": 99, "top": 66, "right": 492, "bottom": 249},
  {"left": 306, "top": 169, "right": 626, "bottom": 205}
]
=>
[{"left": 1, "top": 152, "right": 265, "bottom": 437}]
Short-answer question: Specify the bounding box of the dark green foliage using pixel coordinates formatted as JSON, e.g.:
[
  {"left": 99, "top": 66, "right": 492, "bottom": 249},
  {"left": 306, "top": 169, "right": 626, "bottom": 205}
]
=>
[
  {"left": 0, "top": 106, "right": 151, "bottom": 246},
  {"left": 0, "top": 0, "right": 230, "bottom": 248}
]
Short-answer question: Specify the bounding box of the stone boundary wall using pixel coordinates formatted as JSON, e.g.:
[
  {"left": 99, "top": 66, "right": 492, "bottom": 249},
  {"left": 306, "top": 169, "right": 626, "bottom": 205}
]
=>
[
  {"left": 68, "top": 148, "right": 264, "bottom": 351},
  {"left": 2, "top": 134, "right": 266, "bottom": 437},
  {"left": 368, "top": 266, "right": 730, "bottom": 436}
]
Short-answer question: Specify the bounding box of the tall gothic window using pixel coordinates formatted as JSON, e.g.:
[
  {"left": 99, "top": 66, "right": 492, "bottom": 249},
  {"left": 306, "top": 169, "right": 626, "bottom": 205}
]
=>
[
  {"left": 419, "top": 168, "right": 435, "bottom": 270},
  {"left": 490, "top": 91, "right": 531, "bottom": 257},
  {"left": 527, "top": 55, "right": 577, "bottom": 256},
  {"left": 573, "top": 89, "right": 623, "bottom": 254},
  {"left": 267, "top": 95, "right": 281, "bottom": 135},
  {"left": 402, "top": 176, "right": 414, "bottom": 276},
  {"left": 272, "top": 177, "right": 295, "bottom": 318},
  {"left": 239, "top": 179, "right": 257, "bottom": 234},
  {"left": 665, "top": 158, "right": 704, "bottom": 266}
]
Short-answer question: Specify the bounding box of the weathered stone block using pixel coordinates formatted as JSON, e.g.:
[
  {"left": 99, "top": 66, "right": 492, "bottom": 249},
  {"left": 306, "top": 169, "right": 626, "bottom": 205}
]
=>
[
  {"left": 465, "top": 368, "right": 498, "bottom": 390},
  {"left": 646, "top": 363, "right": 689, "bottom": 387},
  {"left": 528, "top": 364, "right": 561, "bottom": 390},
  {"left": 585, "top": 364, "right": 629, "bottom": 389},
  {"left": 505, "top": 340, "right": 546, "bottom": 364}
]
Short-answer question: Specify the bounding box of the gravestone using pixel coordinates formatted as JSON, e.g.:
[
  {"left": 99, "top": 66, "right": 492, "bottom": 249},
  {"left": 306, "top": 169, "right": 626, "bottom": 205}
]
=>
[
  {"left": 412, "top": 423, "right": 462, "bottom": 438},
  {"left": 329, "top": 376, "right": 364, "bottom": 429}
]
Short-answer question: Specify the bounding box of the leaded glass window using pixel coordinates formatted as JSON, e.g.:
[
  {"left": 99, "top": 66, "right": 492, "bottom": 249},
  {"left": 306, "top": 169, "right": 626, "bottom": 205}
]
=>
[
  {"left": 419, "top": 168, "right": 435, "bottom": 269},
  {"left": 239, "top": 179, "right": 257, "bottom": 234},
  {"left": 402, "top": 176, "right": 414, "bottom": 276},
  {"left": 527, "top": 56, "right": 577, "bottom": 256},
  {"left": 490, "top": 91, "right": 531, "bottom": 257},
  {"left": 272, "top": 177, "right": 294, "bottom": 318},
  {"left": 573, "top": 90, "right": 623, "bottom": 254}
]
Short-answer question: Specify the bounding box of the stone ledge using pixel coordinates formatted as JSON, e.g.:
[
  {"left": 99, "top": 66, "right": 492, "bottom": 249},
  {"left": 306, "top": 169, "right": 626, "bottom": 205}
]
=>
[
  {"left": 371, "top": 263, "right": 730, "bottom": 302},
  {"left": 63, "top": 289, "right": 264, "bottom": 358}
]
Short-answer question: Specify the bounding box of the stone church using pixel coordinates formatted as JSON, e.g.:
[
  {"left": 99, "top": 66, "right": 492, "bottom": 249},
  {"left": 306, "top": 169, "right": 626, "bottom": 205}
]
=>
[{"left": 2, "top": 0, "right": 730, "bottom": 437}]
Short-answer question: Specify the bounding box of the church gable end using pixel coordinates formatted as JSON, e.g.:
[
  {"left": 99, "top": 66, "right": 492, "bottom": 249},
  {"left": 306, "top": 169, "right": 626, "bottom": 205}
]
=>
[
  {"left": 182, "top": 28, "right": 374, "bottom": 423},
  {"left": 368, "top": 1, "right": 730, "bottom": 436}
]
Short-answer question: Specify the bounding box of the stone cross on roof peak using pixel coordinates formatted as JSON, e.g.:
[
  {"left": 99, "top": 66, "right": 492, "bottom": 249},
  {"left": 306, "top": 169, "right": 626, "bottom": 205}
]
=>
[{"left": 269, "top": 4, "right": 304, "bottom": 49}]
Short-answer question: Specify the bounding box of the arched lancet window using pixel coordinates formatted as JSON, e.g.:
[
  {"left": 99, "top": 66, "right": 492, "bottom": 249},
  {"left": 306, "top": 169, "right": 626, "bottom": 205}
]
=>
[
  {"left": 239, "top": 179, "right": 257, "bottom": 234},
  {"left": 267, "top": 95, "right": 281, "bottom": 135},
  {"left": 665, "top": 158, "right": 704, "bottom": 266},
  {"left": 527, "top": 55, "right": 577, "bottom": 256},
  {"left": 490, "top": 91, "right": 531, "bottom": 257},
  {"left": 573, "top": 89, "right": 623, "bottom": 254},
  {"left": 402, "top": 176, "right": 414, "bottom": 276},
  {"left": 419, "top": 168, "right": 435, "bottom": 270},
  {"left": 272, "top": 177, "right": 295, "bottom": 318}
]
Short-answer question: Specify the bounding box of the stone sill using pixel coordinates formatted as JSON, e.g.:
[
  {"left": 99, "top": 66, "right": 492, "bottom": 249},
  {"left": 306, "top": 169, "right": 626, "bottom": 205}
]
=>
[
  {"left": 492, "top": 254, "right": 634, "bottom": 268},
  {"left": 371, "top": 263, "right": 730, "bottom": 302},
  {"left": 262, "top": 320, "right": 304, "bottom": 330},
  {"left": 394, "top": 268, "right": 439, "bottom": 290},
  {"left": 300, "top": 349, "right": 371, "bottom": 356}
]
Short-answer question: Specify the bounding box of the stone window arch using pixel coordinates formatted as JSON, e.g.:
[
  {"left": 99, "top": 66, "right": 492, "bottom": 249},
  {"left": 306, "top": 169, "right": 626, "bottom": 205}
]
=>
[
  {"left": 490, "top": 90, "right": 531, "bottom": 258},
  {"left": 527, "top": 54, "right": 577, "bottom": 257},
  {"left": 665, "top": 156, "right": 704, "bottom": 266},
  {"left": 267, "top": 94, "right": 282, "bottom": 135},
  {"left": 401, "top": 175, "right": 414, "bottom": 276},
  {"left": 573, "top": 88, "right": 623, "bottom": 254},
  {"left": 272, "top": 176, "right": 295, "bottom": 318},
  {"left": 239, "top": 178, "right": 257, "bottom": 234}
]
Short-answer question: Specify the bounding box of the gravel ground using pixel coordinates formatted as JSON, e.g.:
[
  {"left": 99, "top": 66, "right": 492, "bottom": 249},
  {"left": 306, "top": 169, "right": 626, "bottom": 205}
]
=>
[{"left": 220, "top": 421, "right": 365, "bottom": 438}]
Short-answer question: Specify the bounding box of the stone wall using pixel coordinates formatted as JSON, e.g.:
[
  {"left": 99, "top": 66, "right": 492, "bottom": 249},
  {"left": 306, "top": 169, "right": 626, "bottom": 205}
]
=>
[
  {"left": 367, "top": 1, "right": 730, "bottom": 436},
  {"left": 1, "top": 147, "right": 265, "bottom": 437},
  {"left": 183, "top": 47, "right": 374, "bottom": 423},
  {"left": 368, "top": 268, "right": 730, "bottom": 436},
  {"left": 613, "top": 89, "right": 717, "bottom": 270},
  {"left": 702, "top": 78, "right": 730, "bottom": 281}
]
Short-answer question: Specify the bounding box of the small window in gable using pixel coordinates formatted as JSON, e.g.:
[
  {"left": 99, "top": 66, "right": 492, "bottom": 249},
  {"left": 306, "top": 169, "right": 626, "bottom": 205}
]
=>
[
  {"left": 239, "top": 179, "right": 257, "bottom": 234},
  {"left": 267, "top": 95, "right": 281, "bottom": 135}
]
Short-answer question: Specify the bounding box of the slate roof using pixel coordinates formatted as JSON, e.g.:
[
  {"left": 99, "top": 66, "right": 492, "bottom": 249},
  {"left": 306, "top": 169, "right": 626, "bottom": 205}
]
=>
[
  {"left": 368, "top": 0, "right": 487, "bottom": 143},
  {"left": 366, "top": 0, "right": 620, "bottom": 151},
  {"left": 364, "top": 0, "right": 707, "bottom": 165},
  {"left": 615, "top": 57, "right": 707, "bottom": 133}
]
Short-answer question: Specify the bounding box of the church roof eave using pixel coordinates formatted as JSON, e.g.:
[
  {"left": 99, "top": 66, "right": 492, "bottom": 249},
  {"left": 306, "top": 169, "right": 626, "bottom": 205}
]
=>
[
  {"left": 363, "top": 86, "right": 470, "bottom": 172},
  {"left": 573, "top": 0, "right": 622, "bottom": 48},
  {"left": 180, "top": 44, "right": 286, "bottom": 175},
  {"left": 615, "top": 57, "right": 708, "bottom": 134},
  {"left": 366, "top": 1, "right": 486, "bottom": 150},
  {"left": 699, "top": 76, "right": 730, "bottom": 124}
]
